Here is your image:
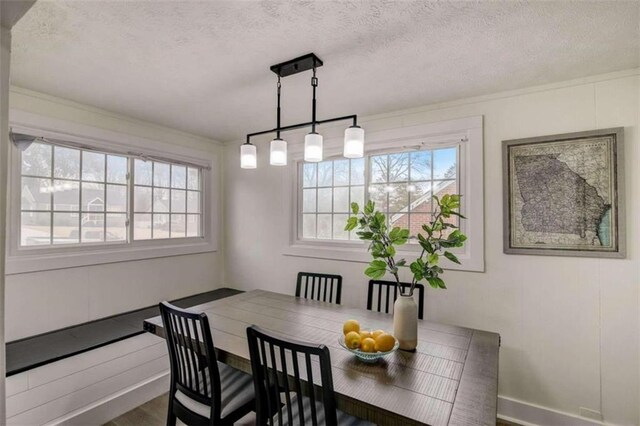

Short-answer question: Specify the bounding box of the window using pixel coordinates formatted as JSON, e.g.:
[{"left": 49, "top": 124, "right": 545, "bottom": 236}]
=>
[
  {"left": 298, "top": 147, "right": 459, "bottom": 242},
  {"left": 19, "top": 141, "right": 204, "bottom": 248},
  {"left": 133, "top": 159, "right": 202, "bottom": 240}
]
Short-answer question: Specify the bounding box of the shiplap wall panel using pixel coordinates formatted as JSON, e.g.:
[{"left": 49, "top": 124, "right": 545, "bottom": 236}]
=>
[
  {"left": 6, "top": 334, "right": 169, "bottom": 426},
  {"left": 6, "top": 374, "right": 28, "bottom": 397}
]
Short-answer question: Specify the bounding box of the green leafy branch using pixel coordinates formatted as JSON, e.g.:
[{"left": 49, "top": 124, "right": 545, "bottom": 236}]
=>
[{"left": 345, "top": 194, "right": 467, "bottom": 295}]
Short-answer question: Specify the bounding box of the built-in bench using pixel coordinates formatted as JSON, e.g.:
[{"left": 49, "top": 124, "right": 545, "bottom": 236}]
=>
[
  {"left": 5, "top": 288, "right": 243, "bottom": 425},
  {"left": 7, "top": 287, "right": 242, "bottom": 376}
]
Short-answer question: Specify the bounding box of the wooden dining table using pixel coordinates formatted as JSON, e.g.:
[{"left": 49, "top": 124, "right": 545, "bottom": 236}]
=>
[{"left": 143, "top": 290, "right": 499, "bottom": 426}]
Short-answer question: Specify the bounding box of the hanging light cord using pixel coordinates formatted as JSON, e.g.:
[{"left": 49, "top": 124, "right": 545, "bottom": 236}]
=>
[
  {"left": 311, "top": 66, "right": 318, "bottom": 133},
  {"left": 276, "top": 75, "right": 282, "bottom": 139}
]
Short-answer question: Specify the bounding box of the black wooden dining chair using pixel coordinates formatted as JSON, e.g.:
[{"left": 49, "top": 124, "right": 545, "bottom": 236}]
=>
[
  {"left": 159, "top": 302, "right": 255, "bottom": 425},
  {"left": 246, "top": 325, "right": 373, "bottom": 426},
  {"left": 295, "top": 272, "right": 342, "bottom": 304},
  {"left": 367, "top": 280, "right": 425, "bottom": 320}
]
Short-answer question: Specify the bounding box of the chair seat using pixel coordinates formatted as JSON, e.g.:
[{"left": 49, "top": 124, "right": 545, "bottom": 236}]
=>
[
  {"left": 271, "top": 394, "right": 375, "bottom": 426},
  {"left": 174, "top": 361, "right": 254, "bottom": 420}
]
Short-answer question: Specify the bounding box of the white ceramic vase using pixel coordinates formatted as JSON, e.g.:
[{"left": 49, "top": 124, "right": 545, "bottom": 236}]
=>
[{"left": 393, "top": 294, "right": 418, "bottom": 351}]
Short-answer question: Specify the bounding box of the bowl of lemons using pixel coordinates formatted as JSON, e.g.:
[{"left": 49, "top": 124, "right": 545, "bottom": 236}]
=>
[{"left": 339, "top": 319, "right": 399, "bottom": 363}]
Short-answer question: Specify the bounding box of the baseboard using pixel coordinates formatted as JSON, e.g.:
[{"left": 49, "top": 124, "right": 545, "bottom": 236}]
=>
[
  {"left": 498, "top": 396, "right": 606, "bottom": 426},
  {"left": 49, "top": 370, "right": 170, "bottom": 426}
]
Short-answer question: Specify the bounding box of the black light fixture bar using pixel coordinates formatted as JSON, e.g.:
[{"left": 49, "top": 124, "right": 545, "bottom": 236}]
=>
[{"left": 246, "top": 114, "right": 358, "bottom": 143}]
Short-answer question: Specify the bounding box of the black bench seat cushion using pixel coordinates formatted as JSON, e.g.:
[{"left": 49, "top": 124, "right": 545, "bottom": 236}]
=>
[{"left": 6, "top": 288, "right": 242, "bottom": 376}]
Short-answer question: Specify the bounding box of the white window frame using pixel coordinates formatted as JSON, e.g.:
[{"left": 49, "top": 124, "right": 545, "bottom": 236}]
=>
[
  {"left": 282, "top": 116, "right": 484, "bottom": 272},
  {"left": 6, "top": 110, "right": 219, "bottom": 275}
]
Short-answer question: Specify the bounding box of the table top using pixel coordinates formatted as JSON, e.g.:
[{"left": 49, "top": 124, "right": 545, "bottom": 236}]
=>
[{"left": 143, "top": 290, "right": 499, "bottom": 426}]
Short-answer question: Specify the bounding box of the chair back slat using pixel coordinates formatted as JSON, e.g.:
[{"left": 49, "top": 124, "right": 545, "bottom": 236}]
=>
[
  {"left": 367, "top": 280, "right": 425, "bottom": 320},
  {"left": 160, "top": 302, "right": 222, "bottom": 420},
  {"left": 296, "top": 272, "right": 342, "bottom": 304},
  {"left": 247, "top": 325, "right": 338, "bottom": 426}
]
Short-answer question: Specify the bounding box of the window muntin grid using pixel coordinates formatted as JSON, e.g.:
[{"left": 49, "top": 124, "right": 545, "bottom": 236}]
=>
[
  {"left": 20, "top": 142, "right": 129, "bottom": 246},
  {"left": 133, "top": 159, "right": 202, "bottom": 240}
]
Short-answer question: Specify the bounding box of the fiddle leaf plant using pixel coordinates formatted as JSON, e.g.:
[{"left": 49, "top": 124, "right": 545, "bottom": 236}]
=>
[{"left": 345, "top": 194, "right": 467, "bottom": 296}]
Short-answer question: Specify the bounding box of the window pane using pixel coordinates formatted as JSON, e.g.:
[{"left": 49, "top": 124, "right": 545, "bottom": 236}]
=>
[
  {"left": 106, "top": 184, "right": 127, "bottom": 212},
  {"left": 107, "top": 155, "right": 127, "bottom": 184},
  {"left": 81, "top": 213, "right": 104, "bottom": 243},
  {"left": 317, "top": 188, "right": 332, "bottom": 213},
  {"left": 432, "top": 180, "right": 457, "bottom": 204},
  {"left": 106, "top": 213, "right": 127, "bottom": 241},
  {"left": 333, "top": 160, "right": 349, "bottom": 186},
  {"left": 21, "top": 212, "right": 51, "bottom": 246},
  {"left": 333, "top": 187, "right": 349, "bottom": 213},
  {"left": 187, "top": 191, "right": 200, "bottom": 214},
  {"left": 350, "top": 186, "right": 364, "bottom": 208},
  {"left": 302, "top": 189, "right": 316, "bottom": 213},
  {"left": 53, "top": 212, "right": 79, "bottom": 244},
  {"left": 21, "top": 177, "right": 51, "bottom": 210},
  {"left": 53, "top": 181, "right": 79, "bottom": 211},
  {"left": 153, "top": 188, "right": 170, "bottom": 212},
  {"left": 82, "top": 152, "right": 105, "bottom": 182},
  {"left": 134, "top": 160, "right": 152, "bottom": 185},
  {"left": 303, "top": 163, "right": 316, "bottom": 188},
  {"left": 134, "top": 187, "right": 152, "bottom": 212},
  {"left": 317, "top": 214, "right": 331, "bottom": 239},
  {"left": 171, "top": 189, "right": 186, "bottom": 213},
  {"left": 388, "top": 153, "right": 409, "bottom": 182},
  {"left": 82, "top": 183, "right": 105, "bottom": 212},
  {"left": 171, "top": 165, "right": 186, "bottom": 189},
  {"left": 134, "top": 213, "right": 152, "bottom": 240},
  {"left": 370, "top": 155, "right": 387, "bottom": 183},
  {"left": 22, "top": 142, "right": 51, "bottom": 177},
  {"left": 186, "top": 214, "right": 200, "bottom": 237},
  {"left": 410, "top": 151, "right": 431, "bottom": 181},
  {"left": 317, "top": 162, "right": 332, "bottom": 187},
  {"left": 302, "top": 214, "right": 316, "bottom": 239},
  {"left": 187, "top": 167, "right": 199, "bottom": 190},
  {"left": 153, "top": 214, "right": 170, "bottom": 239},
  {"left": 171, "top": 214, "right": 186, "bottom": 238},
  {"left": 54, "top": 146, "right": 80, "bottom": 179},
  {"left": 153, "top": 162, "right": 170, "bottom": 187},
  {"left": 434, "top": 148, "right": 457, "bottom": 179},
  {"left": 388, "top": 183, "right": 409, "bottom": 212},
  {"left": 368, "top": 184, "right": 387, "bottom": 211},
  {"left": 350, "top": 158, "right": 365, "bottom": 185},
  {"left": 411, "top": 182, "right": 434, "bottom": 213},
  {"left": 333, "top": 214, "right": 349, "bottom": 240}
]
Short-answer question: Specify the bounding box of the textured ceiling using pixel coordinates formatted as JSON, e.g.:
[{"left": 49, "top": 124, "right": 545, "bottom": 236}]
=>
[{"left": 11, "top": 1, "right": 640, "bottom": 142}]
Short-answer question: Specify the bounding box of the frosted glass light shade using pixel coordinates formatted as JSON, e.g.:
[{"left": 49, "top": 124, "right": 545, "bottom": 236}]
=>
[
  {"left": 270, "top": 138, "right": 287, "bottom": 166},
  {"left": 343, "top": 126, "right": 364, "bottom": 158},
  {"left": 240, "top": 143, "right": 257, "bottom": 169},
  {"left": 304, "top": 132, "right": 323, "bottom": 162}
]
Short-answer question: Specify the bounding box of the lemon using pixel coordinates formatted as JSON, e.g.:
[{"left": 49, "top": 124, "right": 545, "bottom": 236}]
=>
[
  {"left": 360, "top": 337, "right": 376, "bottom": 353},
  {"left": 343, "top": 319, "right": 360, "bottom": 336},
  {"left": 359, "top": 330, "right": 372, "bottom": 339},
  {"left": 374, "top": 333, "right": 396, "bottom": 352},
  {"left": 345, "top": 331, "right": 362, "bottom": 349},
  {"left": 371, "top": 329, "right": 386, "bottom": 340}
]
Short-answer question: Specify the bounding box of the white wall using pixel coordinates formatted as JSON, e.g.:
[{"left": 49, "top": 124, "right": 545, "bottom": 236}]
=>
[
  {"left": 5, "top": 88, "right": 225, "bottom": 341},
  {"left": 223, "top": 70, "right": 640, "bottom": 425}
]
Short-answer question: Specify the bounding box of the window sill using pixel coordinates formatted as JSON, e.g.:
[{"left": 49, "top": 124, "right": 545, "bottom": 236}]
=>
[
  {"left": 282, "top": 242, "right": 484, "bottom": 272},
  {"left": 6, "top": 239, "right": 217, "bottom": 275}
]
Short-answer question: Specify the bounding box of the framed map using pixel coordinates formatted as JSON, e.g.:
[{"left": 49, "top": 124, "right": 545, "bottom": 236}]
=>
[{"left": 502, "top": 128, "right": 625, "bottom": 258}]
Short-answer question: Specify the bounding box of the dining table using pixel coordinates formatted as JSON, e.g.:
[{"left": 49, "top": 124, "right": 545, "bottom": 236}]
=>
[{"left": 143, "top": 290, "right": 500, "bottom": 426}]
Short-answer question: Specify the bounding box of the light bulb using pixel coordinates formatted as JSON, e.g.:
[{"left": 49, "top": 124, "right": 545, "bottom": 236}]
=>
[
  {"left": 270, "top": 138, "right": 287, "bottom": 166},
  {"left": 343, "top": 126, "right": 364, "bottom": 158},
  {"left": 240, "top": 143, "right": 257, "bottom": 169},
  {"left": 304, "top": 132, "right": 323, "bottom": 162}
]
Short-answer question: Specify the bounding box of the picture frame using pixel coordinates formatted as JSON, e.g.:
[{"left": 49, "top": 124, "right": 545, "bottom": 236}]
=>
[{"left": 502, "top": 127, "right": 625, "bottom": 258}]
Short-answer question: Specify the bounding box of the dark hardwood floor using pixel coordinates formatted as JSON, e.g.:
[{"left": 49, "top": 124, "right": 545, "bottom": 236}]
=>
[{"left": 104, "top": 393, "right": 518, "bottom": 426}]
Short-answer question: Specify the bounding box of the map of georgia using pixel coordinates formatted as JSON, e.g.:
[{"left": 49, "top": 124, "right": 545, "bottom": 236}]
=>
[{"left": 514, "top": 154, "right": 609, "bottom": 245}]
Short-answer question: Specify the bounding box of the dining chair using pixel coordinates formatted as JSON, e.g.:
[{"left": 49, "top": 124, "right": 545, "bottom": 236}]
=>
[
  {"left": 159, "top": 302, "right": 255, "bottom": 425},
  {"left": 366, "top": 280, "right": 425, "bottom": 320},
  {"left": 295, "top": 272, "right": 342, "bottom": 304},
  {"left": 246, "top": 325, "right": 373, "bottom": 426}
]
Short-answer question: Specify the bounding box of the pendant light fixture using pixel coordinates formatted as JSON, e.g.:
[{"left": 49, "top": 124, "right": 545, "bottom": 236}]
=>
[{"left": 243, "top": 53, "right": 364, "bottom": 168}]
